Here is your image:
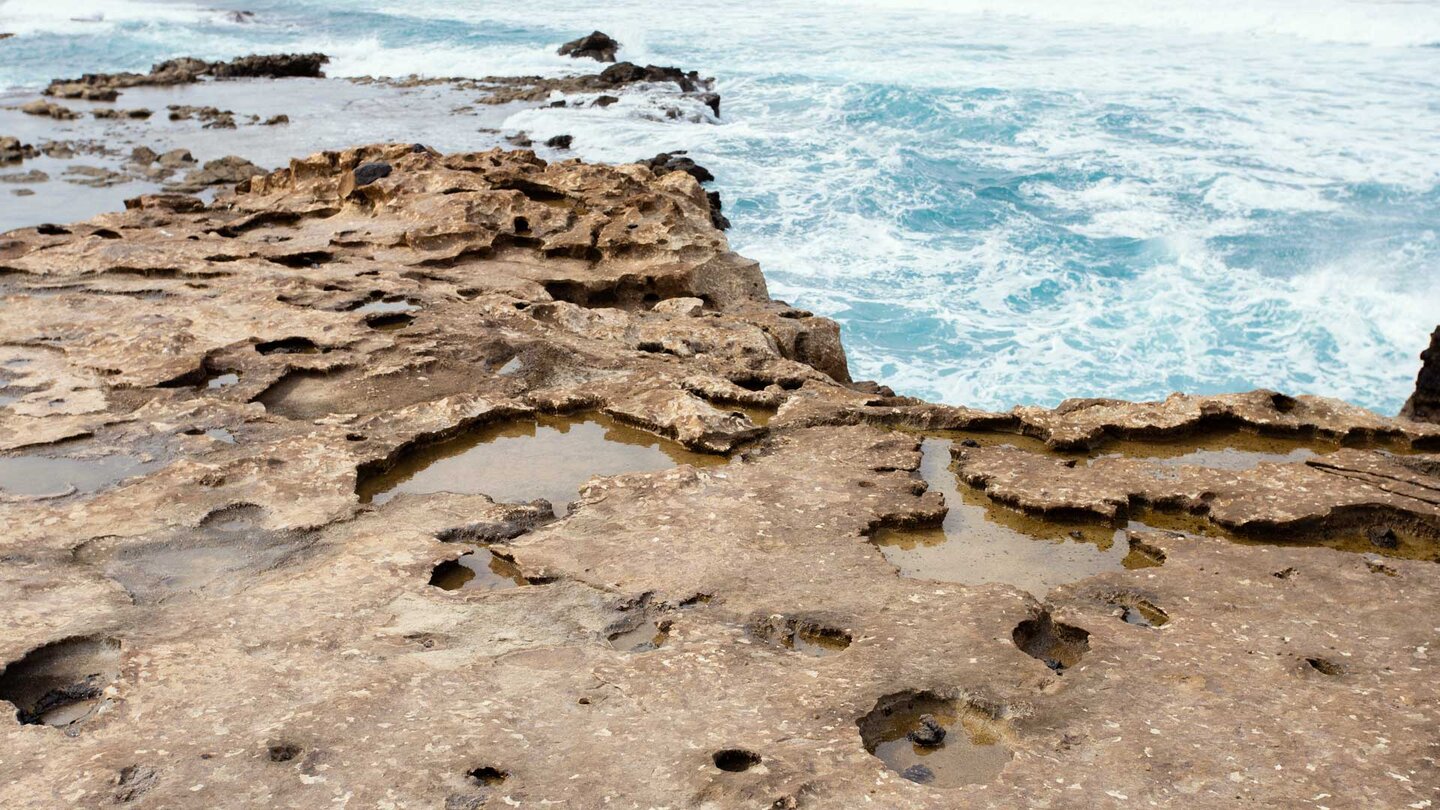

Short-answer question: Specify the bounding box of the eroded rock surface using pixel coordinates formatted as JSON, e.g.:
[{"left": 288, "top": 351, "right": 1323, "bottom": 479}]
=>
[{"left": 0, "top": 145, "right": 1438, "bottom": 808}]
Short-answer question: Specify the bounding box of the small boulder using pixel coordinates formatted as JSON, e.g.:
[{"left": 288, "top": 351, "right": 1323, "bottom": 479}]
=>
[
  {"left": 262, "top": 114, "right": 290, "bottom": 126},
  {"left": 545, "top": 135, "right": 573, "bottom": 150},
  {"left": 20, "top": 100, "right": 78, "bottom": 120},
  {"left": 353, "top": 162, "right": 392, "bottom": 187},
  {"left": 157, "top": 149, "right": 196, "bottom": 168},
  {"left": 907, "top": 714, "right": 946, "bottom": 748},
  {"left": 557, "top": 31, "right": 620, "bottom": 62}
]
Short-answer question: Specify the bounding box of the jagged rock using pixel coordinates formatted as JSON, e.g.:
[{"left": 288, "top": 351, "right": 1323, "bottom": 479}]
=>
[
  {"left": 907, "top": 714, "right": 946, "bottom": 747},
  {"left": 129, "top": 146, "right": 159, "bottom": 165},
  {"left": 557, "top": 31, "right": 621, "bottom": 62},
  {"left": 262, "top": 114, "right": 290, "bottom": 126},
  {"left": 44, "top": 53, "right": 328, "bottom": 100},
  {"left": 1401, "top": 326, "right": 1440, "bottom": 424},
  {"left": 640, "top": 151, "right": 715, "bottom": 184},
  {"left": 208, "top": 53, "right": 328, "bottom": 79},
  {"left": 157, "top": 149, "right": 196, "bottom": 168},
  {"left": 91, "top": 108, "right": 152, "bottom": 120},
  {"left": 166, "top": 155, "right": 266, "bottom": 192},
  {"left": 544, "top": 135, "right": 573, "bottom": 150},
  {"left": 0, "top": 33, "right": 13, "bottom": 41},
  {"left": 0, "top": 136, "right": 37, "bottom": 163},
  {"left": 19, "top": 100, "right": 78, "bottom": 120}
]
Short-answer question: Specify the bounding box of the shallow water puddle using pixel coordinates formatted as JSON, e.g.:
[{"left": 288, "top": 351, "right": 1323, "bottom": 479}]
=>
[
  {"left": 607, "top": 621, "right": 670, "bottom": 653},
  {"left": 429, "top": 550, "right": 528, "bottom": 591},
  {"left": 859, "top": 692, "right": 1011, "bottom": 788},
  {"left": 359, "top": 413, "right": 727, "bottom": 514},
  {"left": 0, "top": 454, "right": 157, "bottom": 497},
  {"left": 871, "top": 439, "right": 1133, "bottom": 596},
  {"left": 354, "top": 298, "right": 420, "bottom": 315}
]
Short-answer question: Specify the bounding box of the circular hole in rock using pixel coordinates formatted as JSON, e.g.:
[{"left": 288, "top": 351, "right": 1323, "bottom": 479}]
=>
[
  {"left": 857, "top": 691, "right": 1011, "bottom": 788},
  {"left": 467, "top": 766, "right": 508, "bottom": 786},
  {"left": 712, "top": 749, "right": 761, "bottom": 772}
]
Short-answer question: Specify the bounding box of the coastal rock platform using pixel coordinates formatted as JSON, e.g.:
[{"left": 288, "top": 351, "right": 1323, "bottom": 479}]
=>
[{"left": 0, "top": 144, "right": 1438, "bottom": 809}]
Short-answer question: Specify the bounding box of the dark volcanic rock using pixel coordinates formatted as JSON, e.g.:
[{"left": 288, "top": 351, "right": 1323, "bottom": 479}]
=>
[
  {"left": 45, "top": 53, "right": 328, "bottom": 100},
  {"left": 557, "top": 31, "right": 620, "bottom": 62},
  {"left": 600, "top": 63, "right": 707, "bottom": 93},
  {"left": 208, "top": 53, "right": 329, "bottom": 79},
  {"left": 907, "top": 714, "right": 946, "bottom": 747},
  {"left": 353, "top": 162, "right": 393, "bottom": 187},
  {"left": 641, "top": 151, "right": 715, "bottom": 184},
  {"left": 1401, "top": 326, "right": 1440, "bottom": 424},
  {"left": 544, "top": 135, "right": 573, "bottom": 150}
]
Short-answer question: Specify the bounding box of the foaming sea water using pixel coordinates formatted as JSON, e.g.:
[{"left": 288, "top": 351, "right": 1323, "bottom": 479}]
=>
[{"left": 2, "top": 0, "right": 1436, "bottom": 413}]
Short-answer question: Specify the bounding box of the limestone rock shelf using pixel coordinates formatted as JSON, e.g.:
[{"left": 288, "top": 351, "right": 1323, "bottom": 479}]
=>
[{"left": 0, "top": 143, "right": 1437, "bottom": 808}]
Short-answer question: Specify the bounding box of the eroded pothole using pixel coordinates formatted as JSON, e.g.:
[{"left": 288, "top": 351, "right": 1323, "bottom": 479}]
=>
[
  {"left": 0, "top": 636, "right": 121, "bottom": 730},
  {"left": 857, "top": 691, "right": 1012, "bottom": 788},
  {"left": 1012, "top": 611, "right": 1090, "bottom": 673},
  {"left": 749, "top": 614, "right": 852, "bottom": 657}
]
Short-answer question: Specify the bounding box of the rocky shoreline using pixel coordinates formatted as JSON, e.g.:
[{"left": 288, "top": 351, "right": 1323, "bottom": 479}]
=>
[{"left": 1, "top": 41, "right": 1439, "bottom": 809}]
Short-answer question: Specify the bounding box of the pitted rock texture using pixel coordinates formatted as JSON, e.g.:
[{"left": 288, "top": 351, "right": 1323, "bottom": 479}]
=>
[{"left": 1, "top": 145, "right": 1438, "bottom": 808}]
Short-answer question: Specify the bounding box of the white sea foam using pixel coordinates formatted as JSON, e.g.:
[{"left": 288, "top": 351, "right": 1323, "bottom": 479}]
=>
[{"left": 1, "top": 0, "right": 1434, "bottom": 412}]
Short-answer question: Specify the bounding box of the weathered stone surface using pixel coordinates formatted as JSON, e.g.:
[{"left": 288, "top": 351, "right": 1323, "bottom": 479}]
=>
[{"left": 1, "top": 143, "right": 1438, "bottom": 809}]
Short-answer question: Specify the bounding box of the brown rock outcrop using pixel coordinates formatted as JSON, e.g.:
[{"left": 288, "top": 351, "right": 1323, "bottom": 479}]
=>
[{"left": 0, "top": 143, "right": 1437, "bottom": 809}]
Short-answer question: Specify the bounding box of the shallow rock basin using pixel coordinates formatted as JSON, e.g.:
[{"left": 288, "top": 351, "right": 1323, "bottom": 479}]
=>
[
  {"left": 859, "top": 691, "right": 1011, "bottom": 788},
  {"left": 871, "top": 439, "right": 1134, "bottom": 597},
  {"left": 0, "top": 453, "right": 157, "bottom": 497},
  {"left": 429, "top": 550, "right": 529, "bottom": 591},
  {"left": 358, "top": 413, "right": 727, "bottom": 514}
]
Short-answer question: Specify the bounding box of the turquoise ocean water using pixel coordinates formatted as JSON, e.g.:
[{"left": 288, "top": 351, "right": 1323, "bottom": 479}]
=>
[{"left": 2, "top": 0, "right": 1437, "bottom": 412}]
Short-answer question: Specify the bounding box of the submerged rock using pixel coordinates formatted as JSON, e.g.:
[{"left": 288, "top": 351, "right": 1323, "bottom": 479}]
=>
[
  {"left": 1400, "top": 326, "right": 1440, "bottom": 424},
  {"left": 557, "top": 31, "right": 621, "bottom": 62}
]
